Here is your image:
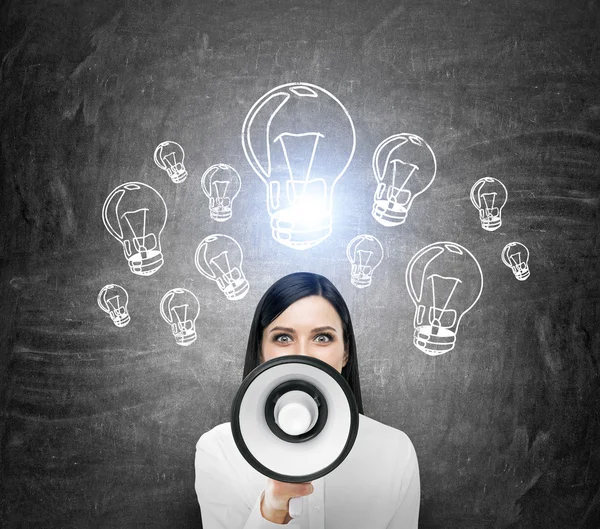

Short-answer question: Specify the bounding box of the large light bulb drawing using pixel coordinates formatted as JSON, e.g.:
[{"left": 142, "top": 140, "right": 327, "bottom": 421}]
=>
[
  {"left": 501, "top": 242, "right": 530, "bottom": 281},
  {"left": 470, "top": 177, "right": 508, "bottom": 231},
  {"left": 194, "top": 234, "right": 249, "bottom": 300},
  {"left": 97, "top": 284, "right": 130, "bottom": 327},
  {"left": 346, "top": 234, "right": 384, "bottom": 288},
  {"left": 371, "top": 133, "right": 437, "bottom": 227},
  {"left": 102, "top": 182, "right": 167, "bottom": 276},
  {"left": 405, "top": 242, "right": 483, "bottom": 356},
  {"left": 201, "top": 163, "right": 242, "bottom": 222},
  {"left": 154, "top": 141, "right": 188, "bottom": 183},
  {"left": 160, "top": 288, "right": 200, "bottom": 346},
  {"left": 242, "top": 82, "right": 356, "bottom": 250}
]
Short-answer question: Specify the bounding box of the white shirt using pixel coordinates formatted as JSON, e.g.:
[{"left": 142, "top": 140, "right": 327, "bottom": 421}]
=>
[{"left": 195, "top": 414, "right": 420, "bottom": 528}]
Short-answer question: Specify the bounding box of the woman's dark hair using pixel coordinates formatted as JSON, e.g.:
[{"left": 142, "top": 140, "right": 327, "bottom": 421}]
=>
[{"left": 243, "top": 272, "right": 364, "bottom": 414}]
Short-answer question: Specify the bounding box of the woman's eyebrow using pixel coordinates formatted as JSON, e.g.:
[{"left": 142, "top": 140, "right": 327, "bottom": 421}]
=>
[
  {"left": 311, "top": 326, "right": 338, "bottom": 334},
  {"left": 268, "top": 326, "right": 295, "bottom": 334}
]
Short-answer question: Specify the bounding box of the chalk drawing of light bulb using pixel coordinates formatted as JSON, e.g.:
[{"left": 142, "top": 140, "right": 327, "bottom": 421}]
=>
[
  {"left": 371, "top": 133, "right": 437, "bottom": 227},
  {"left": 242, "top": 82, "right": 356, "bottom": 250},
  {"left": 194, "top": 234, "right": 249, "bottom": 300},
  {"left": 501, "top": 242, "right": 530, "bottom": 281},
  {"left": 97, "top": 284, "right": 130, "bottom": 327},
  {"left": 405, "top": 242, "right": 483, "bottom": 356},
  {"left": 160, "top": 288, "right": 200, "bottom": 346},
  {"left": 346, "top": 234, "right": 384, "bottom": 288},
  {"left": 102, "top": 182, "right": 167, "bottom": 276},
  {"left": 200, "top": 163, "right": 242, "bottom": 222},
  {"left": 470, "top": 177, "right": 508, "bottom": 231},
  {"left": 154, "top": 141, "right": 188, "bottom": 183}
]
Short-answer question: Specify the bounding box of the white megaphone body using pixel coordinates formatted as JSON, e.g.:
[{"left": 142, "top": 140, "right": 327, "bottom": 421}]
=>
[{"left": 231, "top": 355, "right": 360, "bottom": 519}]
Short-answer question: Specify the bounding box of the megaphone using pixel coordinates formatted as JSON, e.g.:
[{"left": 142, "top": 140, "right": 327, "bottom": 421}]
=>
[{"left": 231, "top": 355, "right": 359, "bottom": 518}]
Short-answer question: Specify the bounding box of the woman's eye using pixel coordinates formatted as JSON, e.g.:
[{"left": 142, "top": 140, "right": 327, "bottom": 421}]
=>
[
  {"left": 274, "top": 334, "right": 292, "bottom": 343},
  {"left": 314, "top": 333, "right": 333, "bottom": 343}
]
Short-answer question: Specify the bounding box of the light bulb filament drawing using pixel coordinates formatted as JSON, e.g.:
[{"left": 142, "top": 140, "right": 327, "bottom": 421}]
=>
[
  {"left": 160, "top": 288, "right": 200, "bottom": 346},
  {"left": 195, "top": 234, "right": 249, "bottom": 300},
  {"left": 372, "top": 134, "right": 436, "bottom": 227},
  {"left": 102, "top": 182, "right": 167, "bottom": 276},
  {"left": 201, "top": 164, "right": 242, "bottom": 222},
  {"left": 242, "top": 82, "right": 356, "bottom": 250},
  {"left": 470, "top": 177, "right": 508, "bottom": 231},
  {"left": 154, "top": 141, "right": 188, "bottom": 183},
  {"left": 97, "top": 284, "right": 130, "bottom": 327},
  {"left": 406, "top": 242, "right": 483, "bottom": 355},
  {"left": 501, "top": 242, "right": 530, "bottom": 281}
]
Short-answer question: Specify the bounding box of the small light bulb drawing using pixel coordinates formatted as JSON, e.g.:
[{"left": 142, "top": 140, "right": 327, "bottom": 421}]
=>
[
  {"left": 501, "top": 242, "right": 530, "bottom": 281},
  {"left": 242, "top": 82, "right": 356, "bottom": 250},
  {"left": 405, "top": 242, "right": 483, "bottom": 356},
  {"left": 97, "top": 284, "right": 130, "bottom": 327},
  {"left": 102, "top": 182, "right": 167, "bottom": 276},
  {"left": 371, "top": 133, "right": 437, "bottom": 227},
  {"left": 470, "top": 177, "right": 508, "bottom": 231},
  {"left": 194, "top": 234, "right": 249, "bottom": 300},
  {"left": 160, "top": 288, "right": 200, "bottom": 346},
  {"left": 154, "top": 141, "right": 188, "bottom": 183},
  {"left": 346, "top": 234, "right": 384, "bottom": 288},
  {"left": 200, "top": 163, "right": 242, "bottom": 222}
]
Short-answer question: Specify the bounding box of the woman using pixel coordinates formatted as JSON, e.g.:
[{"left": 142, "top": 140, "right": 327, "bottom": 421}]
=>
[{"left": 195, "top": 272, "right": 420, "bottom": 527}]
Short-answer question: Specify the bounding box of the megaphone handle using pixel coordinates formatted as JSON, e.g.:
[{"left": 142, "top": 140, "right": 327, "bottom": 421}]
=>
[{"left": 289, "top": 496, "right": 303, "bottom": 518}]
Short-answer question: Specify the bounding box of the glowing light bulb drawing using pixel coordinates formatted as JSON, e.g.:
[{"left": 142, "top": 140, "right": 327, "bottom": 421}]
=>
[
  {"left": 102, "top": 182, "right": 167, "bottom": 276},
  {"left": 154, "top": 141, "right": 188, "bottom": 183},
  {"left": 502, "top": 242, "right": 530, "bottom": 281},
  {"left": 405, "top": 242, "right": 483, "bottom": 356},
  {"left": 371, "top": 133, "right": 437, "bottom": 227},
  {"left": 97, "top": 284, "right": 130, "bottom": 327},
  {"left": 200, "top": 163, "right": 242, "bottom": 222},
  {"left": 242, "top": 82, "right": 356, "bottom": 250},
  {"left": 160, "top": 288, "right": 200, "bottom": 346},
  {"left": 194, "top": 234, "right": 249, "bottom": 300},
  {"left": 470, "top": 177, "right": 508, "bottom": 231},
  {"left": 346, "top": 234, "right": 384, "bottom": 288}
]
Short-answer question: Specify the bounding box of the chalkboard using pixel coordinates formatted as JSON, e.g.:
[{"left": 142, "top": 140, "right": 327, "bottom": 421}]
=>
[{"left": 1, "top": 0, "right": 599, "bottom": 527}]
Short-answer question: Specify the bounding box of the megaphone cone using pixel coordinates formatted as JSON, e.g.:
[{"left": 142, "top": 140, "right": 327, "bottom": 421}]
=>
[{"left": 231, "top": 355, "right": 360, "bottom": 485}]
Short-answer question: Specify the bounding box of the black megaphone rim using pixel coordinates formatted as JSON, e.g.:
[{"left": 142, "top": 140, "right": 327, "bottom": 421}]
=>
[{"left": 231, "top": 355, "right": 360, "bottom": 483}]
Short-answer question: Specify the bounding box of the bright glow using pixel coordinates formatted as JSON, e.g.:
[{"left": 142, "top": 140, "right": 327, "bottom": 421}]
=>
[{"left": 242, "top": 82, "right": 356, "bottom": 250}]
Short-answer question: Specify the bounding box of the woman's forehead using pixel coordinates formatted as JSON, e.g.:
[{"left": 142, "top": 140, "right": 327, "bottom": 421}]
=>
[{"left": 266, "top": 296, "right": 342, "bottom": 330}]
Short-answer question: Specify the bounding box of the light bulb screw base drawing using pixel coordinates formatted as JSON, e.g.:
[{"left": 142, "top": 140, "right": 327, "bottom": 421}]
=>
[
  {"left": 113, "top": 313, "right": 131, "bottom": 327},
  {"left": 270, "top": 212, "right": 332, "bottom": 250},
  {"left": 371, "top": 200, "right": 408, "bottom": 226},
  {"left": 169, "top": 169, "right": 188, "bottom": 184},
  {"left": 126, "top": 250, "right": 164, "bottom": 276},
  {"left": 174, "top": 330, "right": 197, "bottom": 346},
  {"left": 210, "top": 208, "right": 233, "bottom": 222},
  {"left": 413, "top": 326, "right": 456, "bottom": 356},
  {"left": 480, "top": 217, "right": 502, "bottom": 231},
  {"left": 514, "top": 269, "right": 530, "bottom": 281},
  {"left": 222, "top": 278, "right": 250, "bottom": 300},
  {"left": 350, "top": 273, "right": 372, "bottom": 289}
]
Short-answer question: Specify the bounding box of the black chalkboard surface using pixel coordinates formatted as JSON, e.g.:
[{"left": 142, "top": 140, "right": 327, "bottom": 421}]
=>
[{"left": 1, "top": 0, "right": 599, "bottom": 527}]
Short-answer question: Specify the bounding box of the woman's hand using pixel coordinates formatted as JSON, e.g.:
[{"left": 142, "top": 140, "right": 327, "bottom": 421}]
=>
[{"left": 260, "top": 478, "right": 314, "bottom": 524}]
